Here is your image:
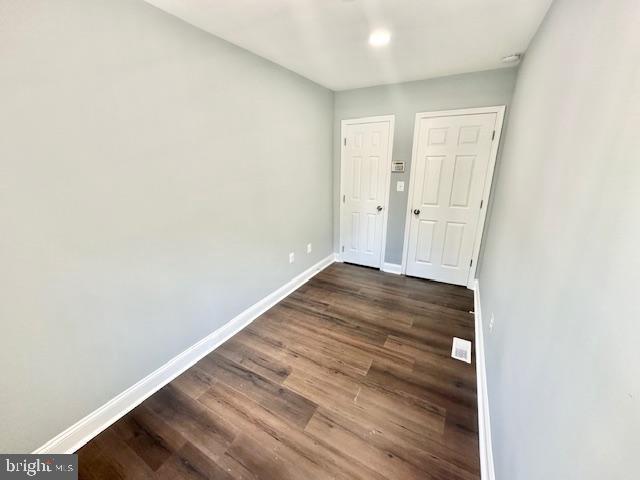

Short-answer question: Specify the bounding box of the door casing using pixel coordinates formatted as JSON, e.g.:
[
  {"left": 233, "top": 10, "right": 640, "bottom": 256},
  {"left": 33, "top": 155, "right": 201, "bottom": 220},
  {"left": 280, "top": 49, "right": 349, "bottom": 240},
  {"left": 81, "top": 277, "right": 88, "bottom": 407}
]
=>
[
  {"left": 339, "top": 115, "right": 395, "bottom": 268},
  {"left": 400, "top": 106, "right": 505, "bottom": 289}
]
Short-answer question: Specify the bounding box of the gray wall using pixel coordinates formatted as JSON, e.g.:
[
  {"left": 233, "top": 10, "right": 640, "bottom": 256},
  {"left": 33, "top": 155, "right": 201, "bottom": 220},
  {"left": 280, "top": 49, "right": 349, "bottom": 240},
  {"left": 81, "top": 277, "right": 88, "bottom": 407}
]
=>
[
  {"left": 479, "top": 0, "right": 640, "bottom": 478},
  {"left": 0, "top": 0, "right": 333, "bottom": 452},
  {"left": 333, "top": 69, "right": 517, "bottom": 264}
]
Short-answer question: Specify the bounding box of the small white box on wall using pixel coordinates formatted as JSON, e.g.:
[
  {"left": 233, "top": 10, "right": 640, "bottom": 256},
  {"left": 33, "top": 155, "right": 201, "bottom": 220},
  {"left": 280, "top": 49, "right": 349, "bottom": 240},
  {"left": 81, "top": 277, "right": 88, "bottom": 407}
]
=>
[{"left": 391, "top": 161, "right": 405, "bottom": 173}]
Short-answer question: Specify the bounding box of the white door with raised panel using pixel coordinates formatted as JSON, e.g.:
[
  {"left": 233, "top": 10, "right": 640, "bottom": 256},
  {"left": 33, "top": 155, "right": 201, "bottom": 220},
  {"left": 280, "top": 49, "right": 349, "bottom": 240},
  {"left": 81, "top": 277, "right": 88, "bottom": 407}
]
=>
[
  {"left": 404, "top": 110, "right": 500, "bottom": 285},
  {"left": 340, "top": 117, "right": 394, "bottom": 268}
]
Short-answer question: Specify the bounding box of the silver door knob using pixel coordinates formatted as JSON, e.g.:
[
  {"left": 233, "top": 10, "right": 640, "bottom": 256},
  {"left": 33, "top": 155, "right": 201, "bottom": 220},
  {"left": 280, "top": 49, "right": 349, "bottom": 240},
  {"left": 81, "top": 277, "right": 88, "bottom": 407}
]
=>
[
  {"left": 413, "top": 209, "right": 420, "bottom": 215},
  {"left": 377, "top": 205, "right": 383, "bottom": 212}
]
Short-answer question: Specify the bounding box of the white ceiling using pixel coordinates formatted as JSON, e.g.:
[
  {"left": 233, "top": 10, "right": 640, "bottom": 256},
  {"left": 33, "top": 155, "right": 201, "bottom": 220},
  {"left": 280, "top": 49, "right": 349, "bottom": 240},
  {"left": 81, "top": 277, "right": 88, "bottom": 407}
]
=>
[{"left": 144, "top": 0, "right": 553, "bottom": 91}]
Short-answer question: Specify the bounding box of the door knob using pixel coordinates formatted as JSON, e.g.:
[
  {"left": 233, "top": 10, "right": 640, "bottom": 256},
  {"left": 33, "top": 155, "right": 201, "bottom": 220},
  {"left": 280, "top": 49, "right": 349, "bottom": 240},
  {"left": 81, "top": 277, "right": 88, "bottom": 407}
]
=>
[
  {"left": 413, "top": 209, "right": 420, "bottom": 215},
  {"left": 377, "top": 205, "right": 383, "bottom": 212}
]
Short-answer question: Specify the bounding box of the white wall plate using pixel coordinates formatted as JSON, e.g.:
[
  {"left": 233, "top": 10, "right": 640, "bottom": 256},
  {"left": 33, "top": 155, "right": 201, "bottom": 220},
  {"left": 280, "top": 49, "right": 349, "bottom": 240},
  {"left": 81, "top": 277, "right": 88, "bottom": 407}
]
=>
[{"left": 451, "top": 337, "right": 472, "bottom": 363}]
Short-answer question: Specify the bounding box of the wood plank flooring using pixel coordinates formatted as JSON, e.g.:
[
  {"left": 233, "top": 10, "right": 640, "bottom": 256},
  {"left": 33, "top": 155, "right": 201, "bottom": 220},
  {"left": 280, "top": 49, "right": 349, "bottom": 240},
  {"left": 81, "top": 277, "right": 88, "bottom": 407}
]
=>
[{"left": 77, "top": 262, "right": 479, "bottom": 480}]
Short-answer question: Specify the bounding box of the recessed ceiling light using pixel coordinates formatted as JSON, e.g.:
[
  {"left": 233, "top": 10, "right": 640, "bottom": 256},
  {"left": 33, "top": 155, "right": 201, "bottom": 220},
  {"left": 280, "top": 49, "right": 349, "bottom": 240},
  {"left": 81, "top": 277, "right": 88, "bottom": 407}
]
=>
[
  {"left": 369, "top": 29, "right": 391, "bottom": 47},
  {"left": 501, "top": 53, "right": 522, "bottom": 63}
]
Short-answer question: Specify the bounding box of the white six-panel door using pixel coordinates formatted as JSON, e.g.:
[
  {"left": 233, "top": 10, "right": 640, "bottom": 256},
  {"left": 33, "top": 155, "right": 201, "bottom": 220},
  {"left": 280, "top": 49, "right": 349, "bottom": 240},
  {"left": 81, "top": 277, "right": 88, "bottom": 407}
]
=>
[
  {"left": 403, "top": 109, "right": 501, "bottom": 286},
  {"left": 340, "top": 117, "right": 393, "bottom": 268}
]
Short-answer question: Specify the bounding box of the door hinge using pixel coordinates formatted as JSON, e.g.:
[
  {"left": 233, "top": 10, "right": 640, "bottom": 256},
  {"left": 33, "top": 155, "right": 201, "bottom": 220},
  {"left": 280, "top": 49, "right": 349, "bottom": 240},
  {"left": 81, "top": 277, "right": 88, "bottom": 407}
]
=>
[
  {"left": 341, "top": 246, "right": 345, "bottom": 252},
  {"left": 343, "top": 138, "right": 347, "bottom": 147},
  {"left": 342, "top": 194, "right": 346, "bottom": 203},
  {"left": 470, "top": 259, "right": 473, "bottom": 267},
  {"left": 480, "top": 199, "right": 484, "bottom": 209},
  {"left": 492, "top": 130, "right": 496, "bottom": 141}
]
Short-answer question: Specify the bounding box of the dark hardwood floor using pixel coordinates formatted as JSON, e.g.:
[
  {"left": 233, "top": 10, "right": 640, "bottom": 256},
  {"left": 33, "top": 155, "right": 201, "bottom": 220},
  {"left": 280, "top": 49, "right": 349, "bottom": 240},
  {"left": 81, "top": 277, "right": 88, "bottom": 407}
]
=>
[{"left": 77, "top": 262, "right": 479, "bottom": 480}]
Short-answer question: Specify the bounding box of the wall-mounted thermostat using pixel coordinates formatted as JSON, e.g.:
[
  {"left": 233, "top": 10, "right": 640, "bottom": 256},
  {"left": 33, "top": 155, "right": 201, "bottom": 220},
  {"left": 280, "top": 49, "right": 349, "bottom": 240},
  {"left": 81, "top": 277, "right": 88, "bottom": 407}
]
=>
[{"left": 391, "top": 161, "right": 405, "bottom": 173}]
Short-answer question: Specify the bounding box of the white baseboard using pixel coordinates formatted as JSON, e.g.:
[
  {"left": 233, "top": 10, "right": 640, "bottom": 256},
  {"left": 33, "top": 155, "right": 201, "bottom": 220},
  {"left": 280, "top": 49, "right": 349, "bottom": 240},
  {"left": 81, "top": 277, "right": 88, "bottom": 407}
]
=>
[
  {"left": 381, "top": 262, "right": 402, "bottom": 275},
  {"left": 33, "top": 254, "right": 335, "bottom": 454},
  {"left": 333, "top": 252, "right": 343, "bottom": 262},
  {"left": 474, "top": 279, "right": 495, "bottom": 480}
]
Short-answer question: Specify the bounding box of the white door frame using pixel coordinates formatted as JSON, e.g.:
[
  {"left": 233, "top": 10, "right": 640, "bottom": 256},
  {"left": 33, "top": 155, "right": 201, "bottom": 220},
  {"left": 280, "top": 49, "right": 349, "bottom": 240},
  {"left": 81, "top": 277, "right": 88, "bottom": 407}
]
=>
[
  {"left": 400, "top": 106, "right": 505, "bottom": 289},
  {"left": 339, "top": 115, "right": 395, "bottom": 268}
]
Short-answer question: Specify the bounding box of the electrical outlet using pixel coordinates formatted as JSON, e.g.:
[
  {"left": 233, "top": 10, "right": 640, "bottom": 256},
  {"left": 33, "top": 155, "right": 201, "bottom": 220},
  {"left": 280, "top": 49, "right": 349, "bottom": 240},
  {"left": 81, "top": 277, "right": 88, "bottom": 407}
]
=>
[
  {"left": 289, "top": 252, "right": 295, "bottom": 264},
  {"left": 306, "top": 243, "right": 312, "bottom": 254},
  {"left": 489, "top": 314, "right": 495, "bottom": 333},
  {"left": 397, "top": 181, "right": 405, "bottom": 192}
]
